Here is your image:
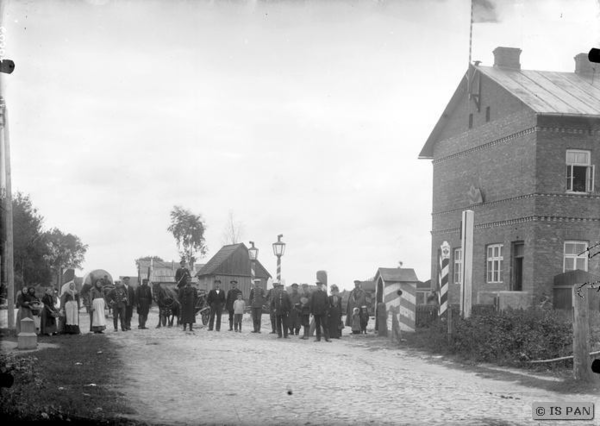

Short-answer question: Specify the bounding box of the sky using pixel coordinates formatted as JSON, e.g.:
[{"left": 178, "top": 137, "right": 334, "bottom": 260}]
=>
[{"left": 2, "top": 0, "right": 599, "bottom": 291}]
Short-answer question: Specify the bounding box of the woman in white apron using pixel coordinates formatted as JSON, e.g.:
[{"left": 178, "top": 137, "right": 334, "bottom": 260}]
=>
[
  {"left": 60, "top": 281, "right": 81, "bottom": 334},
  {"left": 90, "top": 279, "right": 107, "bottom": 333}
]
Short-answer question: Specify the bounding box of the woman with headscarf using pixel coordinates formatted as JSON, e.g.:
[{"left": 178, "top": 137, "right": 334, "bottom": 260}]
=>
[
  {"left": 90, "top": 279, "right": 107, "bottom": 334},
  {"left": 327, "top": 285, "right": 343, "bottom": 339},
  {"left": 60, "top": 281, "right": 81, "bottom": 334},
  {"left": 40, "top": 287, "right": 59, "bottom": 336}
]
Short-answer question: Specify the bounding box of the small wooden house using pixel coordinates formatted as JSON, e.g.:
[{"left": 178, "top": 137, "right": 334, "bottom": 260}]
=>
[
  {"left": 374, "top": 267, "right": 419, "bottom": 337},
  {"left": 137, "top": 260, "right": 206, "bottom": 292},
  {"left": 195, "top": 243, "right": 272, "bottom": 299}
]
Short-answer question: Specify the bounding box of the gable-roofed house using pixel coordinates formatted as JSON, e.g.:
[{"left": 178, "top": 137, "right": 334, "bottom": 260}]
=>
[
  {"left": 195, "top": 243, "right": 272, "bottom": 299},
  {"left": 419, "top": 47, "right": 600, "bottom": 309}
]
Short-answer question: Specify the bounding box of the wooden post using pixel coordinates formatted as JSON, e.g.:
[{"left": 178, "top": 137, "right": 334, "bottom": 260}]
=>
[
  {"left": 447, "top": 305, "right": 453, "bottom": 345},
  {"left": 377, "top": 302, "right": 387, "bottom": 337},
  {"left": 572, "top": 287, "right": 593, "bottom": 382}
]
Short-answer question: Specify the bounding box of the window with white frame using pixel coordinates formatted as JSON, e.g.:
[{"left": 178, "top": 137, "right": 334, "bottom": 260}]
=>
[
  {"left": 486, "top": 244, "right": 503, "bottom": 283},
  {"left": 453, "top": 248, "right": 463, "bottom": 284},
  {"left": 566, "top": 150, "right": 594, "bottom": 193},
  {"left": 563, "top": 241, "right": 588, "bottom": 272}
]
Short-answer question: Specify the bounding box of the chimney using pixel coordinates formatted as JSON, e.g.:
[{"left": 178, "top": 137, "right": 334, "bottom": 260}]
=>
[
  {"left": 493, "top": 47, "right": 522, "bottom": 70},
  {"left": 574, "top": 53, "right": 597, "bottom": 75}
]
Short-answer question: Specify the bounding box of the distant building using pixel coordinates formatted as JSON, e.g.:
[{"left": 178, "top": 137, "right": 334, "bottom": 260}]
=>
[
  {"left": 419, "top": 47, "right": 600, "bottom": 308},
  {"left": 195, "top": 243, "right": 272, "bottom": 299}
]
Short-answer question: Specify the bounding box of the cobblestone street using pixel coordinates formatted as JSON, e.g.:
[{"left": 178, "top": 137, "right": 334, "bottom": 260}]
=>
[{"left": 100, "top": 309, "right": 598, "bottom": 426}]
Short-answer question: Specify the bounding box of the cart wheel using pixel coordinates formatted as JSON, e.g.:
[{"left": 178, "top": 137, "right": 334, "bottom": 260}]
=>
[{"left": 202, "top": 311, "right": 210, "bottom": 325}]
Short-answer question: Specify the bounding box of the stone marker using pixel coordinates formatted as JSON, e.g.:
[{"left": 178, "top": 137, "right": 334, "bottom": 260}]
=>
[{"left": 18, "top": 317, "right": 37, "bottom": 350}]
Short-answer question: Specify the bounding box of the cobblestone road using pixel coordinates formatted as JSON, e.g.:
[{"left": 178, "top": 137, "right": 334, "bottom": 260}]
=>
[{"left": 100, "top": 309, "right": 599, "bottom": 426}]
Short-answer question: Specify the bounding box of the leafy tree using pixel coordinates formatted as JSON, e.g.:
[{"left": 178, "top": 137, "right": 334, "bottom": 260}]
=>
[
  {"left": 43, "top": 228, "right": 88, "bottom": 288},
  {"left": 6, "top": 193, "right": 52, "bottom": 289},
  {"left": 221, "top": 210, "right": 244, "bottom": 246},
  {"left": 167, "top": 206, "right": 207, "bottom": 268}
]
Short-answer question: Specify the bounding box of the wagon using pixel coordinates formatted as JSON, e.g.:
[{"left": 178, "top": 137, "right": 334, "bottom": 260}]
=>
[{"left": 195, "top": 289, "right": 210, "bottom": 326}]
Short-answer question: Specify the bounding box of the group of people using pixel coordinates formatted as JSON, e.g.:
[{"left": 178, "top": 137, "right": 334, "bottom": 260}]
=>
[
  {"left": 15, "top": 282, "right": 83, "bottom": 336},
  {"left": 177, "top": 276, "right": 371, "bottom": 342}
]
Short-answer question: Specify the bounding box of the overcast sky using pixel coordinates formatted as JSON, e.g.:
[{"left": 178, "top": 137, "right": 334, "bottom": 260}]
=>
[{"left": 3, "top": 0, "right": 599, "bottom": 290}]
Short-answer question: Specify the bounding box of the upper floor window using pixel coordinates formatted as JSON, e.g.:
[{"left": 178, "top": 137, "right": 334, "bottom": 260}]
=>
[
  {"left": 566, "top": 150, "right": 594, "bottom": 193},
  {"left": 453, "top": 247, "right": 463, "bottom": 284},
  {"left": 486, "top": 244, "right": 503, "bottom": 283},
  {"left": 485, "top": 106, "right": 490, "bottom": 122},
  {"left": 564, "top": 241, "right": 588, "bottom": 272},
  {"left": 468, "top": 114, "right": 473, "bottom": 129}
]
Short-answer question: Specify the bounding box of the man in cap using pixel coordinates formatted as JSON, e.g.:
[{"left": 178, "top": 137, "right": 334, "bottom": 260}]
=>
[
  {"left": 135, "top": 278, "right": 153, "bottom": 329},
  {"left": 249, "top": 279, "right": 266, "bottom": 333},
  {"left": 309, "top": 281, "right": 331, "bottom": 342},
  {"left": 266, "top": 283, "right": 278, "bottom": 334},
  {"left": 122, "top": 276, "right": 136, "bottom": 331},
  {"left": 226, "top": 280, "right": 243, "bottom": 331},
  {"left": 207, "top": 279, "right": 226, "bottom": 331},
  {"left": 345, "top": 280, "right": 366, "bottom": 327},
  {"left": 270, "top": 281, "right": 292, "bottom": 338},
  {"left": 175, "top": 260, "right": 191, "bottom": 290},
  {"left": 288, "top": 283, "right": 302, "bottom": 336},
  {"left": 299, "top": 283, "right": 311, "bottom": 339}
]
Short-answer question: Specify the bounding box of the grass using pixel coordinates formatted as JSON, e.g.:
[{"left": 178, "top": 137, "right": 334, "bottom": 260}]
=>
[
  {"left": 0, "top": 329, "right": 148, "bottom": 424},
  {"left": 400, "top": 325, "right": 600, "bottom": 395}
]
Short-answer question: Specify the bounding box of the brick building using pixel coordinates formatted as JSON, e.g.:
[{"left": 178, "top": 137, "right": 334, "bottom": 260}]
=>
[{"left": 419, "top": 47, "right": 600, "bottom": 307}]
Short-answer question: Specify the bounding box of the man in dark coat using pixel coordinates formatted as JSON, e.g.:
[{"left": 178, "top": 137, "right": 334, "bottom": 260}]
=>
[
  {"left": 288, "top": 283, "right": 302, "bottom": 336},
  {"left": 107, "top": 281, "right": 128, "bottom": 332},
  {"left": 345, "top": 280, "right": 366, "bottom": 327},
  {"left": 207, "top": 279, "right": 226, "bottom": 331},
  {"left": 266, "top": 286, "right": 278, "bottom": 334},
  {"left": 309, "top": 281, "right": 330, "bottom": 342},
  {"left": 179, "top": 276, "right": 198, "bottom": 331},
  {"left": 226, "top": 280, "right": 243, "bottom": 331},
  {"left": 136, "top": 279, "right": 153, "bottom": 329},
  {"left": 123, "top": 277, "right": 136, "bottom": 331},
  {"left": 175, "top": 260, "right": 191, "bottom": 289},
  {"left": 270, "top": 281, "right": 292, "bottom": 338},
  {"left": 249, "top": 279, "right": 266, "bottom": 333}
]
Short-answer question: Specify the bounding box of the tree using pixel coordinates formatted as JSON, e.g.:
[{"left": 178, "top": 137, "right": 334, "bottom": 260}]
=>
[
  {"left": 43, "top": 228, "right": 88, "bottom": 288},
  {"left": 6, "top": 193, "right": 52, "bottom": 289},
  {"left": 167, "top": 206, "right": 207, "bottom": 268},
  {"left": 221, "top": 210, "right": 244, "bottom": 246}
]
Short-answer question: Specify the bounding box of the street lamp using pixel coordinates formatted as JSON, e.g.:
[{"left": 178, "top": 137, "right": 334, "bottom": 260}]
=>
[
  {"left": 272, "top": 234, "right": 286, "bottom": 282},
  {"left": 248, "top": 241, "right": 258, "bottom": 282}
]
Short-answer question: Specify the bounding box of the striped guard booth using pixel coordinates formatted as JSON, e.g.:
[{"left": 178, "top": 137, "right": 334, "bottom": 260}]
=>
[{"left": 383, "top": 282, "right": 416, "bottom": 333}]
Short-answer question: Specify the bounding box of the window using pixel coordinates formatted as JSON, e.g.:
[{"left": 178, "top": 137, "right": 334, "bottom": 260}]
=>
[
  {"left": 566, "top": 150, "right": 594, "bottom": 193},
  {"left": 453, "top": 248, "right": 463, "bottom": 284},
  {"left": 485, "top": 106, "right": 490, "bottom": 122},
  {"left": 486, "top": 244, "right": 503, "bottom": 283},
  {"left": 468, "top": 113, "right": 473, "bottom": 129},
  {"left": 564, "top": 241, "right": 588, "bottom": 272}
]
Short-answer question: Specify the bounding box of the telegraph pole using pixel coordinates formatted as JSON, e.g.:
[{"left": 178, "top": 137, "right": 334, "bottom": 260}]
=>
[{"left": 0, "top": 0, "right": 16, "bottom": 329}]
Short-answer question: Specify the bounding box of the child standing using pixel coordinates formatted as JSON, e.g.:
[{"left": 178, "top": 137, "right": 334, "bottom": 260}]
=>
[
  {"left": 351, "top": 307, "right": 361, "bottom": 335},
  {"left": 233, "top": 293, "right": 245, "bottom": 332},
  {"left": 359, "top": 305, "right": 369, "bottom": 334}
]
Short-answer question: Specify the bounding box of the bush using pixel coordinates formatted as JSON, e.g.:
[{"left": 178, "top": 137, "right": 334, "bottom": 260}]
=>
[{"left": 413, "top": 306, "right": 573, "bottom": 367}]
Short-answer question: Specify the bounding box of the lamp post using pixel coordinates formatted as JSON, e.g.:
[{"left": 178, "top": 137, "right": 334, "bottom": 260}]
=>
[
  {"left": 248, "top": 241, "right": 258, "bottom": 283},
  {"left": 272, "top": 234, "right": 286, "bottom": 282}
]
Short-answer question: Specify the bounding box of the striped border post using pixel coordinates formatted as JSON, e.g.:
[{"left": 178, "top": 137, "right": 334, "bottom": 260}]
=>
[{"left": 439, "top": 241, "right": 451, "bottom": 316}]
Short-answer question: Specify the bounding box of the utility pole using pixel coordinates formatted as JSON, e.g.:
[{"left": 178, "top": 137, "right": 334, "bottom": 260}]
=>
[{"left": 0, "top": 0, "right": 16, "bottom": 329}]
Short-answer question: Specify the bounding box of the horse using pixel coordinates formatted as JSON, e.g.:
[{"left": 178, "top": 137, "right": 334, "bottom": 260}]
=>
[{"left": 152, "top": 282, "right": 181, "bottom": 328}]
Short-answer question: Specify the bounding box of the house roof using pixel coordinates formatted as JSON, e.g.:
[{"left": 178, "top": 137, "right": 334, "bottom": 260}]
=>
[
  {"left": 419, "top": 62, "right": 600, "bottom": 159},
  {"left": 375, "top": 268, "right": 419, "bottom": 283},
  {"left": 196, "top": 243, "right": 272, "bottom": 279}
]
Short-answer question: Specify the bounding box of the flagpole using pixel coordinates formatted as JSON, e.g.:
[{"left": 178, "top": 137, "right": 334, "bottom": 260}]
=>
[{"left": 466, "top": 0, "right": 474, "bottom": 101}]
